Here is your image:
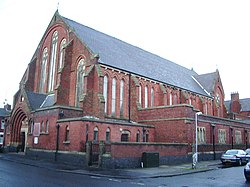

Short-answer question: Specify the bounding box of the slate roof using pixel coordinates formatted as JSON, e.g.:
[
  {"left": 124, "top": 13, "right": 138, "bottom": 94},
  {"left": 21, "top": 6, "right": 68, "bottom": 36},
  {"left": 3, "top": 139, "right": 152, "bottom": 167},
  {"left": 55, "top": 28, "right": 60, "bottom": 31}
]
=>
[
  {"left": 224, "top": 98, "right": 250, "bottom": 112},
  {"left": 40, "top": 94, "right": 55, "bottom": 108},
  {"left": 224, "top": 100, "right": 230, "bottom": 111},
  {"left": 0, "top": 108, "right": 10, "bottom": 117},
  {"left": 25, "top": 91, "right": 54, "bottom": 111},
  {"left": 61, "top": 16, "right": 211, "bottom": 97},
  {"left": 26, "top": 91, "right": 47, "bottom": 110},
  {"left": 194, "top": 72, "right": 217, "bottom": 94},
  {"left": 240, "top": 98, "right": 250, "bottom": 111}
]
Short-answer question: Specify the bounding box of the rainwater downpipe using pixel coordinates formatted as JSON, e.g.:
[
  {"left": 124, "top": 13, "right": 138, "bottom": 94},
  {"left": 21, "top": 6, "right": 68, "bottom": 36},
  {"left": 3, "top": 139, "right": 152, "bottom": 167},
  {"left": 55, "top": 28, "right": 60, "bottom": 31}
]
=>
[{"left": 128, "top": 73, "right": 131, "bottom": 122}]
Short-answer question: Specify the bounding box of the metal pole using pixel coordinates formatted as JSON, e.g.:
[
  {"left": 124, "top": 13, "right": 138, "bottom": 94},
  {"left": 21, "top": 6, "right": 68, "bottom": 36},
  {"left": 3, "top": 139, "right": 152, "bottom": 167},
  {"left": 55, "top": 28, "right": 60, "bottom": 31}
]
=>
[
  {"left": 55, "top": 124, "right": 60, "bottom": 161},
  {"left": 195, "top": 113, "right": 198, "bottom": 164},
  {"left": 193, "top": 112, "right": 202, "bottom": 169}
]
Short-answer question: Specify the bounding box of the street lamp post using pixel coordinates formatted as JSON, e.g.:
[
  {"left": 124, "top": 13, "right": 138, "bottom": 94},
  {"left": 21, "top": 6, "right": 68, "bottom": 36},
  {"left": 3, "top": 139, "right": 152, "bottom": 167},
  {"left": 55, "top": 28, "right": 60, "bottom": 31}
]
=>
[{"left": 193, "top": 111, "right": 202, "bottom": 169}]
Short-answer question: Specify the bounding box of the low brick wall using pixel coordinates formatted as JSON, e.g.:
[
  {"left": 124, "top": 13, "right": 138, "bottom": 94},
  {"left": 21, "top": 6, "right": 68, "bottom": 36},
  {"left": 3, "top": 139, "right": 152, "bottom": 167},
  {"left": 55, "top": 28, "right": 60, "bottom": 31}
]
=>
[{"left": 26, "top": 148, "right": 86, "bottom": 166}]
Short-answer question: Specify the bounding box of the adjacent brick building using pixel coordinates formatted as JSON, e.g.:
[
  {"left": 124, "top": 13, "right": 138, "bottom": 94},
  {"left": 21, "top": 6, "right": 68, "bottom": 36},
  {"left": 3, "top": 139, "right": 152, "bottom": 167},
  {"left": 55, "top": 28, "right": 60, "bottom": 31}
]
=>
[
  {"left": 4, "top": 11, "right": 250, "bottom": 168},
  {"left": 0, "top": 104, "right": 11, "bottom": 150}
]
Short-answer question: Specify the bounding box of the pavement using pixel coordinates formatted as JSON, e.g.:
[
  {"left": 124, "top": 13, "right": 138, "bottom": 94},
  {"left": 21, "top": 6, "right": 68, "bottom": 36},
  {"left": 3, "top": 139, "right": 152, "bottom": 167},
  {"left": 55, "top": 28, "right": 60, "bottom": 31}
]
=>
[{"left": 0, "top": 153, "right": 221, "bottom": 179}]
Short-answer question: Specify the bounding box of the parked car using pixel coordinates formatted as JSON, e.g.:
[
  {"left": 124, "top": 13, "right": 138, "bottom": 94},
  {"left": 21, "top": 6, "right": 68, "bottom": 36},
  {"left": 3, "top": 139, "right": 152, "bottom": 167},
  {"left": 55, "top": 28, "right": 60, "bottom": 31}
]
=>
[
  {"left": 244, "top": 162, "right": 250, "bottom": 181},
  {"left": 220, "top": 149, "right": 248, "bottom": 166},
  {"left": 245, "top": 148, "right": 250, "bottom": 155}
]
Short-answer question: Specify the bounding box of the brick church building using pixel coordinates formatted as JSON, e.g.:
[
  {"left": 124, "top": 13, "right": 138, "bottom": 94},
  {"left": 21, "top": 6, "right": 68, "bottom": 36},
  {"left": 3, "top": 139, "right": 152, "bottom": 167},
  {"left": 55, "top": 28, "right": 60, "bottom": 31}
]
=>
[{"left": 4, "top": 11, "right": 250, "bottom": 168}]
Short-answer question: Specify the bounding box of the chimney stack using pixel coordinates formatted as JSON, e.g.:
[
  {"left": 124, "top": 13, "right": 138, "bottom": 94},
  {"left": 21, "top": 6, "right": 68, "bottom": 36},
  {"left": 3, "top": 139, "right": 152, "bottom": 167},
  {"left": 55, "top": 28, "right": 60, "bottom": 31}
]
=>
[{"left": 230, "top": 92, "right": 241, "bottom": 113}]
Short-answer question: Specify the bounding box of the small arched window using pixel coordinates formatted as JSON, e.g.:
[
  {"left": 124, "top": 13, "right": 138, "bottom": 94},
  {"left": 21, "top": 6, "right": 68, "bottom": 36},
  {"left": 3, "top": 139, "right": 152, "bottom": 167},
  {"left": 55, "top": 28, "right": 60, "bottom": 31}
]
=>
[
  {"left": 136, "top": 130, "right": 140, "bottom": 142},
  {"left": 39, "top": 48, "right": 48, "bottom": 93},
  {"left": 65, "top": 125, "right": 70, "bottom": 142},
  {"left": 103, "top": 76, "right": 108, "bottom": 114},
  {"left": 94, "top": 127, "right": 99, "bottom": 142},
  {"left": 58, "top": 38, "right": 66, "bottom": 70},
  {"left": 29, "top": 120, "right": 34, "bottom": 134},
  {"left": 121, "top": 130, "right": 130, "bottom": 142},
  {"left": 106, "top": 128, "right": 110, "bottom": 142},
  {"left": 41, "top": 121, "right": 44, "bottom": 133},
  {"left": 75, "top": 59, "right": 85, "bottom": 107},
  {"left": 146, "top": 131, "right": 149, "bottom": 142}
]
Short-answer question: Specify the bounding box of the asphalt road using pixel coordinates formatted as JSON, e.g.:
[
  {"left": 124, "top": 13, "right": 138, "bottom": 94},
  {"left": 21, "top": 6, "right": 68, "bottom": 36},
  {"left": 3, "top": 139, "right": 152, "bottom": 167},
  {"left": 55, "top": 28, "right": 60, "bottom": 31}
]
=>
[
  {"left": 0, "top": 158, "right": 249, "bottom": 187},
  {"left": 0, "top": 159, "right": 142, "bottom": 187},
  {"left": 133, "top": 165, "right": 250, "bottom": 187}
]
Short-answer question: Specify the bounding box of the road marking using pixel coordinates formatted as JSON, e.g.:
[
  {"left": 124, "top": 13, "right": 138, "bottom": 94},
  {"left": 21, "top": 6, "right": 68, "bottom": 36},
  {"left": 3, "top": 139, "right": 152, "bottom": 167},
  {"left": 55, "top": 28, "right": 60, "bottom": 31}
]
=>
[
  {"left": 90, "top": 176, "right": 101, "bottom": 179},
  {"left": 108, "top": 178, "right": 121, "bottom": 182},
  {"left": 131, "top": 182, "right": 145, "bottom": 186}
]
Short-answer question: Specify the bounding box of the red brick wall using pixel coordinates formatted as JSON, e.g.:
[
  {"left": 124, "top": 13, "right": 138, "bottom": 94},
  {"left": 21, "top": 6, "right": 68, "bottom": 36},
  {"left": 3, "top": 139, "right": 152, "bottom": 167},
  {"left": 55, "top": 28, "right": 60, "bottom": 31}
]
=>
[{"left": 110, "top": 142, "right": 189, "bottom": 158}]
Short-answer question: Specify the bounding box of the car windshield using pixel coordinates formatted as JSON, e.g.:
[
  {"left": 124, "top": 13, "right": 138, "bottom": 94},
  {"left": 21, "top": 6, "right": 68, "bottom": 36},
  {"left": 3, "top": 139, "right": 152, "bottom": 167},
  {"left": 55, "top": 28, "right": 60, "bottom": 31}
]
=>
[
  {"left": 225, "top": 150, "right": 239, "bottom": 155},
  {"left": 246, "top": 149, "right": 250, "bottom": 154}
]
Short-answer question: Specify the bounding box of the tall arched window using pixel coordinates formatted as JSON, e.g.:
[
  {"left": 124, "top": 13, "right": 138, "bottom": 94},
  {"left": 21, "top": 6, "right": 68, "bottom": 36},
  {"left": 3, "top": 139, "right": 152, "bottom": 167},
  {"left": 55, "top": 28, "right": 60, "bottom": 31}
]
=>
[
  {"left": 45, "top": 120, "right": 49, "bottom": 133},
  {"left": 58, "top": 38, "right": 66, "bottom": 70},
  {"left": 111, "top": 78, "right": 116, "bottom": 115},
  {"left": 41, "top": 121, "right": 44, "bottom": 133},
  {"left": 151, "top": 87, "right": 154, "bottom": 107},
  {"left": 103, "top": 76, "right": 108, "bottom": 113},
  {"left": 145, "top": 86, "right": 148, "bottom": 108},
  {"left": 170, "top": 93, "right": 173, "bottom": 105},
  {"left": 120, "top": 80, "right": 124, "bottom": 117},
  {"left": 48, "top": 31, "right": 58, "bottom": 92},
  {"left": 173, "top": 94, "right": 178, "bottom": 104},
  {"left": 39, "top": 48, "right": 48, "bottom": 93},
  {"left": 139, "top": 84, "right": 142, "bottom": 105},
  {"left": 75, "top": 59, "right": 85, "bottom": 107}
]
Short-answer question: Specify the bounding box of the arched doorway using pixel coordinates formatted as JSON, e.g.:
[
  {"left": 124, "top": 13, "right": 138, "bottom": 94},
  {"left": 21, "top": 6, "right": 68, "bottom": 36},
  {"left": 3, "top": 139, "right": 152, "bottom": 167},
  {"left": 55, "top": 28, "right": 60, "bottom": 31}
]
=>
[{"left": 10, "top": 108, "right": 28, "bottom": 152}]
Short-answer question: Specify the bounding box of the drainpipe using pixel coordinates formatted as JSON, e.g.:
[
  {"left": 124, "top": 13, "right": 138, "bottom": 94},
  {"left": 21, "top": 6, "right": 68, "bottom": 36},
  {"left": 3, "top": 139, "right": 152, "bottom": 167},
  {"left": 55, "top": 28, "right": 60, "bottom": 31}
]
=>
[
  {"left": 211, "top": 124, "right": 215, "bottom": 160},
  {"left": 55, "top": 124, "right": 60, "bottom": 161},
  {"left": 128, "top": 73, "right": 131, "bottom": 122}
]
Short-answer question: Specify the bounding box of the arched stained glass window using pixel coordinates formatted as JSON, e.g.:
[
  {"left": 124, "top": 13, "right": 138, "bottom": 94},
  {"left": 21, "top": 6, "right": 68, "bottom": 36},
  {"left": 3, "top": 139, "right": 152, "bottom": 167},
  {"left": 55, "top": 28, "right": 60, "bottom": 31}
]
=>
[
  {"left": 39, "top": 48, "right": 48, "bottom": 93},
  {"left": 120, "top": 80, "right": 124, "bottom": 117},
  {"left": 103, "top": 76, "right": 108, "bottom": 113},
  {"left": 58, "top": 38, "right": 66, "bottom": 70},
  {"left": 48, "top": 31, "right": 58, "bottom": 92},
  {"left": 151, "top": 87, "right": 154, "bottom": 107},
  {"left": 139, "top": 84, "right": 142, "bottom": 105},
  {"left": 75, "top": 59, "right": 85, "bottom": 107},
  {"left": 111, "top": 78, "right": 116, "bottom": 115},
  {"left": 145, "top": 86, "right": 148, "bottom": 108}
]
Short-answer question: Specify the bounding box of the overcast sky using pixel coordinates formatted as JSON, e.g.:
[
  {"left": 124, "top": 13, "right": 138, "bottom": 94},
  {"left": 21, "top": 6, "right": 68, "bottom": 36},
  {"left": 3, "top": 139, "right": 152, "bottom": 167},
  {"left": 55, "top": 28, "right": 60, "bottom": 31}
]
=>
[{"left": 0, "top": 0, "right": 250, "bottom": 108}]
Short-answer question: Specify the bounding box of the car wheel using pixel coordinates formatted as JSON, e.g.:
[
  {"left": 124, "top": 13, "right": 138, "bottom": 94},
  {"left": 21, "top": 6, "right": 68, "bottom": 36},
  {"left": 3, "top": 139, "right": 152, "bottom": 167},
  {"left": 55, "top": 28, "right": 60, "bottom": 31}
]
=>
[
  {"left": 246, "top": 177, "right": 250, "bottom": 182},
  {"left": 239, "top": 159, "right": 242, "bottom": 166}
]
